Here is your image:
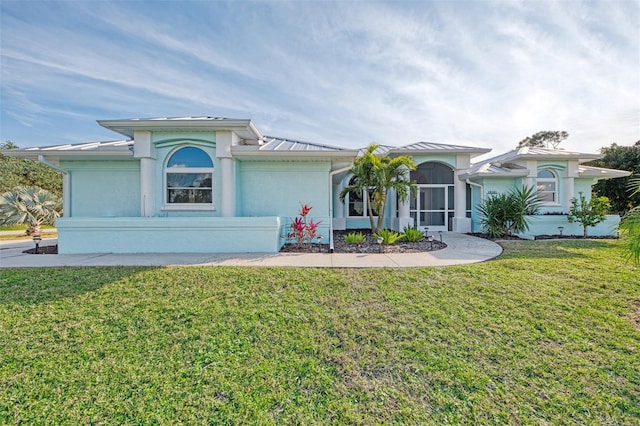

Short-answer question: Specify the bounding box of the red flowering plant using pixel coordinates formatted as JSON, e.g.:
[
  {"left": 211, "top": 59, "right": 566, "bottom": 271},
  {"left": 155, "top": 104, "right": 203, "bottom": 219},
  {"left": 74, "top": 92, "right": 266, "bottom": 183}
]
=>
[{"left": 287, "top": 203, "right": 323, "bottom": 248}]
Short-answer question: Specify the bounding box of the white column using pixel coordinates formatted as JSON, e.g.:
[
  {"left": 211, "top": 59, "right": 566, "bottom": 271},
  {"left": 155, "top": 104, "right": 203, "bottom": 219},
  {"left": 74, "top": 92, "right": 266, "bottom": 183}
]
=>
[
  {"left": 332, "top": 180, "right": 347, "bottom": 230},
  {"left": 398, "top": 169, "right": 413, "bottom": 230},
  {"left": 133, "top": 131, "right": 155, "bottom": 217},
  {"left": 220, "top": 158, "right": 235, "bottom": 217},
  {"left": 63, "top": 173, "right": 71, "bottom": 217},
  {"left": 564, "top": 160, "right": 578, "bottom": 211},
  {"left": 452, "top": 155, "right": 472, "bottom": 233},
  {"left": 216, "top": 131, "right": 238, "bottom": 217}
]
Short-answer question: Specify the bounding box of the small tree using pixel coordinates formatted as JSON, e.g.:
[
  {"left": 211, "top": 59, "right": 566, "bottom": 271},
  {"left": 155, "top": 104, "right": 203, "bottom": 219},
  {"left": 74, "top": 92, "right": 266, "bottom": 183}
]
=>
[
  {"left": 567, "top": 192, "right": 610, "bottom": 238},
  {"left": 0, "top": 186, "right": 62, "bottom": 236},
  {"left": 518, "top": 131, "right": 568, "bottom": 149},
  {"left": 339, "top": 144, "right": 417, "bottom": 233},
  {"left": 478, "top": 186, "right": 541, "bottom": 238}
]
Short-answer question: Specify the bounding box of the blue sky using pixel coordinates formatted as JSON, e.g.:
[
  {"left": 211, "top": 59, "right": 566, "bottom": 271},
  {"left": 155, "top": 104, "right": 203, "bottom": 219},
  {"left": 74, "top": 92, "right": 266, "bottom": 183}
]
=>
[{"left": 1, "top": 1, "right": 638, "bottom": 156}]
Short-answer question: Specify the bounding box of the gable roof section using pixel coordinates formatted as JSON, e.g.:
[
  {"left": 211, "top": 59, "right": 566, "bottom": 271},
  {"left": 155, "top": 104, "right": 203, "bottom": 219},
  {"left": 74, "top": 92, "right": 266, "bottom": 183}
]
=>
[{"left": 461, "top": 146, "right": 629, "bottom": 180}]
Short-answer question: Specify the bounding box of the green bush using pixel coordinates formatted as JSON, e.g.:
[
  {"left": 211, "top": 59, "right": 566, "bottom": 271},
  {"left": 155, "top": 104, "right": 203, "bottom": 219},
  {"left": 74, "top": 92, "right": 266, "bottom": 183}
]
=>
[
  {"left": 344, "top": 231, "right": 366, "bottom": 245},
  {"left": 401, "top": 225, "right": 423, "bottom": 242},
  {"left": 478, "top": 186, "right": 541, "bottom": 238},
  {"left": 373, "top": 228, "right": 401, "bottom": 245}
]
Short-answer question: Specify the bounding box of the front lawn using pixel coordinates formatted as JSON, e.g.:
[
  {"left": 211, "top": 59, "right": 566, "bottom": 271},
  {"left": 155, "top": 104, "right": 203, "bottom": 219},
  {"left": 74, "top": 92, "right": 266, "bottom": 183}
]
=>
[{"left": 1, "top": 240, "right": 638, "bottom": 424}]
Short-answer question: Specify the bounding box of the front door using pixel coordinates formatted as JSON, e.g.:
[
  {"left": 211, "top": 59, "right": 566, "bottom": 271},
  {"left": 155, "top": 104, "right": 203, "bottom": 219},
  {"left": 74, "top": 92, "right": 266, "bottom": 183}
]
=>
[{"left": 410, "top": 185, "right": 454, "bottom": 232}]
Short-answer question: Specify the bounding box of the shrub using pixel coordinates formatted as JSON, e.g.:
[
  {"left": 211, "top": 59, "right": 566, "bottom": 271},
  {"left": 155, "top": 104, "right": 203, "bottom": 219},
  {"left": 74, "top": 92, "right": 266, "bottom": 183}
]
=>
[
  {"left": 0, "top": 186, "right": 62, "bottom": 235},
  {"left": 373, "top": 228, "right": 401, "bottom": 245},
  {"left": 401, "top": 225, "right": 423, "bottom": 242},
  {"left": 287, "top": 204, "right": 322, "bottom": 248},
  {"left": 478, "top": 186, "right": 540, "bottom": 238},
  {"left": 567, "top": 193, "right": 611, "bottom": 238},
  {"left": 344, "top": 231, "right": 366, "bottom": 245}
]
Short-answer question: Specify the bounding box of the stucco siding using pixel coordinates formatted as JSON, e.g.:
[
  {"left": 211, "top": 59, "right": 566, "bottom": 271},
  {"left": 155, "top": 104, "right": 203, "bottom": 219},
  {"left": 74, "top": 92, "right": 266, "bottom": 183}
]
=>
[
  {"left": 62, "top": 161, "right": 140, "bottom": 217},
  {"left": 238, "top": 161, "right": 331, "bottom": 217},
  {"left": 56, "top": 216, "right": 282, "bottom": 253}
]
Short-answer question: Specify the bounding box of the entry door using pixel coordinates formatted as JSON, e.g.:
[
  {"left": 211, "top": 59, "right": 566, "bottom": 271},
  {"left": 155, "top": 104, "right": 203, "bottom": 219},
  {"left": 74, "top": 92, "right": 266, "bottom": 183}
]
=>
[{"left": 410, "top": 185, "right": 453, "bottom": 232}]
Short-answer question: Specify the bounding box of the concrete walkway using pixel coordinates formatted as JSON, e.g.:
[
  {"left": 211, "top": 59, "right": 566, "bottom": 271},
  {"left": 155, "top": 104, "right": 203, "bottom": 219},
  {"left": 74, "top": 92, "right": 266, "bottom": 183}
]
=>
[{"left": 0, "top": 233, "right": 502, "bottom": 268}]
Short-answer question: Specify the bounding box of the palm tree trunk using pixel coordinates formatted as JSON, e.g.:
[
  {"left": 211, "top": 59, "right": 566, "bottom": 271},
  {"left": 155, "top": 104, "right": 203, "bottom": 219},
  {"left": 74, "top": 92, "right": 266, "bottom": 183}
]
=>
[
  {"left": 366, "top": 190, "right": 377, "bottom": 232},
  {"left": 376, "top": 191, "right": 387, "bottom": 232}
]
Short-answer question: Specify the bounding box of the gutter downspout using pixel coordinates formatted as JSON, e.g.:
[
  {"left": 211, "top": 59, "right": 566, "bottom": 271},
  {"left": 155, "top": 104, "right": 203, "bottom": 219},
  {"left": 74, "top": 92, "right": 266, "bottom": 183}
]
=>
[
  {"left": 465, "top": 179, "right": 483, "bottom": 200},
  {"left": 329, "top": 165, "right": 352, "bottom": 253},
  {"left": 38, "top": 155, "right": 68, "bottom": 175}
]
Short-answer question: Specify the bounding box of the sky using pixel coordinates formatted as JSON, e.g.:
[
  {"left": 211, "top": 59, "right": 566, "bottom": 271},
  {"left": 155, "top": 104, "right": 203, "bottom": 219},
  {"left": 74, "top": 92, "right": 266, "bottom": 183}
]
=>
[{"left": 1, "top": 1, "right": 639, "bottom": 157}]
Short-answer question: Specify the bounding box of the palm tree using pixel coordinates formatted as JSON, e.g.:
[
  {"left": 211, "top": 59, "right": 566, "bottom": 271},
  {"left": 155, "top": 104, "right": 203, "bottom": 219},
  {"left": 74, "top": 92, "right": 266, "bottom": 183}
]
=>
[
  {"left": 619, "top": 177, "right": 640, "bottom": 264},
  {"left": 0, "top": 186, "right": 61, "bottom": 236},
  {"left": 340, "top": 144, "right": 417, "bottom": 233}
]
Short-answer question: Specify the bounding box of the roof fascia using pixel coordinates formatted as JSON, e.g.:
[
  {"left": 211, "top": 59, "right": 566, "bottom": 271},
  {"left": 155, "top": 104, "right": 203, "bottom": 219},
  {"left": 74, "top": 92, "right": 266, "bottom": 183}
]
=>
[{"left": 97, "top": 118, "right": 263, "bottom": 140}]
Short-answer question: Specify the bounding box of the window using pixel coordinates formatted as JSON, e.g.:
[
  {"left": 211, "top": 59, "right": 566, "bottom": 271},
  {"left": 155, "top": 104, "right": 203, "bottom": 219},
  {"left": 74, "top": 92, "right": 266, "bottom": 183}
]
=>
[
  {"left": 346, "top": 176, "right": 377, "bottom": 217},
  {"left": 166, "top": 147, "right": 214, "bottom": 205},
  {"left": 536, "top": 169, "right": 557, "bottom": 203}
]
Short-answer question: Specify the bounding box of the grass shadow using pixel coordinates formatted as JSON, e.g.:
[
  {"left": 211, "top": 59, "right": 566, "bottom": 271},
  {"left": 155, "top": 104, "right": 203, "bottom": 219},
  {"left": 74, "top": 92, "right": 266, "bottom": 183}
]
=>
[
  {"left": 496, "top": 239, "right": 617, "bottom": 261},
  {"left": 0, "top": 266, "right": 154, "bottom": 305}
]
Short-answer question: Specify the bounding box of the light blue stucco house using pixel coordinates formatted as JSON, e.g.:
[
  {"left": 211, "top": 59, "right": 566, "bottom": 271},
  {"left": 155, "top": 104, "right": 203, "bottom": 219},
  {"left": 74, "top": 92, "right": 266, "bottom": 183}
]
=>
[{"left": 5, "top": 116, "right": 629, "bottom": 253}]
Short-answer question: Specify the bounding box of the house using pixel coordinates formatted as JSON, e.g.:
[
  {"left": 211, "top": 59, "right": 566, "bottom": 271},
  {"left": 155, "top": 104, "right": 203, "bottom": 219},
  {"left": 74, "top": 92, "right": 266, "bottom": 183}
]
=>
[{"left": 3, "top": 116, "right": 630, "bottom": 254}]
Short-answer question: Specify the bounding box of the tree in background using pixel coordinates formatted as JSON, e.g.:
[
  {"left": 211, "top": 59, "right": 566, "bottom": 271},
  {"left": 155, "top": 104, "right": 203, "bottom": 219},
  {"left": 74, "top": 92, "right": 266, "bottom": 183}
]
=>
[
  {"left": 517, "top": 131, "right": 568, "bottom": 149},
  {"left": 340, "top": 143, "right": 416, "bottom": 233},
  {"left": 567, "top": 193, "right": 611, "bottom": 238},
  {"left": 0, "top": 141, "right": 63, "bottom": 197},
  {"left": 590, "top": 141, "right": 640, "bottom": 214}
]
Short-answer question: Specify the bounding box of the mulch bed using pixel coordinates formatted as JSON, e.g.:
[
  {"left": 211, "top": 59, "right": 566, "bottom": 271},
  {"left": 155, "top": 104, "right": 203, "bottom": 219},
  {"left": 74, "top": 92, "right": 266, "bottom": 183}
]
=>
[
  {"left": 280, "top": 230, "right": 447, "bottom": 254},
  {"left": 23, "top": 245, "right": 58, "bottom": 254}
]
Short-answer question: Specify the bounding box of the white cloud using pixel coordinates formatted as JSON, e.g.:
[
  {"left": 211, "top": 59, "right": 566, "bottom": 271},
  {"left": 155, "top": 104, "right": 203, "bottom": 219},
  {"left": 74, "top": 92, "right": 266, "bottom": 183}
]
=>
[{"left": 1, "top": 0, "right": 638, "bottom": 152}]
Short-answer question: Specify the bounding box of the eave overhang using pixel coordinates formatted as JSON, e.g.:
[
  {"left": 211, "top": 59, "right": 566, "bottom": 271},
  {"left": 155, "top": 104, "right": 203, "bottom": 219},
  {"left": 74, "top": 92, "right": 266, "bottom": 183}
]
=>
[{"left": 97, "top": 117, "right": 263, "bottom": 142}]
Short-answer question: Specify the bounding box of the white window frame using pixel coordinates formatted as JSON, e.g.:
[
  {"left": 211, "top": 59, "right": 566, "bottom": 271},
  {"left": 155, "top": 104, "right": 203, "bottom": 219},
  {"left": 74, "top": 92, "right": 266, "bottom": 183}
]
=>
[
  {"left": 163, "top": 147, "right": 215, "bottom": 211},
  {"left": 536, "top": 169, "right": 558, "bottom": 205}
]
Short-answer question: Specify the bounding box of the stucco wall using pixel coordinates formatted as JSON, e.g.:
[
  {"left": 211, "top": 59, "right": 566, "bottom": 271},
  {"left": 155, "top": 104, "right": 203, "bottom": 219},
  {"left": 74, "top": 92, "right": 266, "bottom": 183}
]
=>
[
  {"left": 56, "top": 216, "right": 283, "bottom": 253},
  {"left": 238, "top": 161, "right": 330, "bottom": 217},
  {"left": 61, "top": 160, "right": 140, "bottom": 217}
]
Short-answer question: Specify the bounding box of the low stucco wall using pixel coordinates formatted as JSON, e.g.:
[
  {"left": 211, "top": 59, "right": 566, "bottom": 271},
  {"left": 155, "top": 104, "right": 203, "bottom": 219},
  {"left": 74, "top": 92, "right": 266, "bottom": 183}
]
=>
[
  {"left": 519, "top": 215, "right": 621, "bottom": 238},
  {"left": 56, "top": 217, "right": 283, "bottom": 254}
]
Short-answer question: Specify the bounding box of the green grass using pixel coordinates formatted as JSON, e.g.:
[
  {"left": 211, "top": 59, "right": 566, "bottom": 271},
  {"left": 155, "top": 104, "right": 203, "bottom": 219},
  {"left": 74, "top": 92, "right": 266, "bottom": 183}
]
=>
[
  {"left": 0, "top": 230, "right": 57, "bottom": 241},
  {"left": 1, "top": 240, "right": 639, "bottom": 424},
  {"left": 0, "top": 224, "right": 55, "bottom": 231}
]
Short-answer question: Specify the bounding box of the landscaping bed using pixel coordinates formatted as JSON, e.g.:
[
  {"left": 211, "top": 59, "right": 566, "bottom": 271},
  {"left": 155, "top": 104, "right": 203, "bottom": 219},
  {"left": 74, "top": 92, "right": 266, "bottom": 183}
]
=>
[{"left": 280, "top": 230, "right": 447, "bottom": 253}]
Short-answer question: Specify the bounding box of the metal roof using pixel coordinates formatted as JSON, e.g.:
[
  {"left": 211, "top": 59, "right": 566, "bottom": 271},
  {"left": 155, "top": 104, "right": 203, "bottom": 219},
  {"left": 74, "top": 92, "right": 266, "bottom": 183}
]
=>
[
  {"left": 25, "top": 139, "right": 133, "bottom": 152},
  {"left": 578, "top": 165, "right": 631, "bottom": 179},
  {"left": 393, "top": 141, "right": 490, "bottom": 153},
  {"left": 260, "top": 136, "right": 346, "bottom": 152},
  {"left": 476, "top": 147, "right": 601, "bottom": 165}
]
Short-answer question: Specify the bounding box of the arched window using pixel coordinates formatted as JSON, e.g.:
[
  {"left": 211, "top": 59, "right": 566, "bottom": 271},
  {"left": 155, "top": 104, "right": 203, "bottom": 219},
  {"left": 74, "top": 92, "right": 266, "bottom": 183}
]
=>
[
  {"left": 410, "top": 162, "right": 454, "bottom": 184},
  {"left": 536, "top": 169, "right": 557, "bottom": 203},
  {"left": 166, "top": 147, "right": 214, "bottom": 205}
]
